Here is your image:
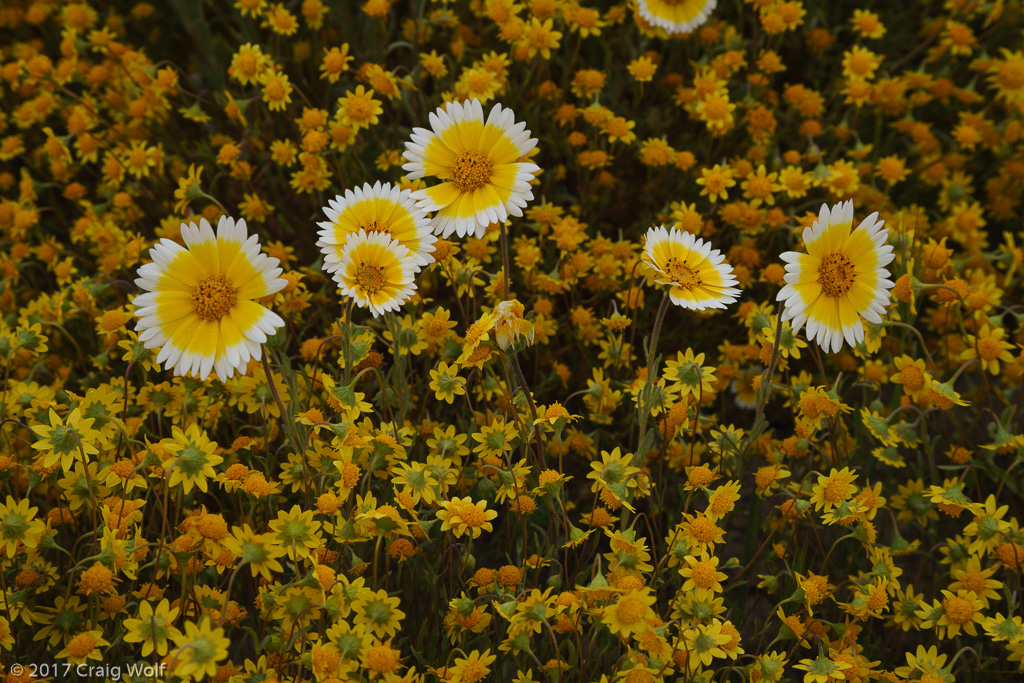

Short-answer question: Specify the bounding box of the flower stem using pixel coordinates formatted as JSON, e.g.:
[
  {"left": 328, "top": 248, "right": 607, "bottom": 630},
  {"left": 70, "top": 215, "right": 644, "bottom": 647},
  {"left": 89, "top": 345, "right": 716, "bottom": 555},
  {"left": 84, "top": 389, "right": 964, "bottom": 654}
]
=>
[
  {"left": 499, "top": 220, "right": 511, "bottom": 301},
  {"left": 635, "top": 294, "right": 671, "bottom": 464}
]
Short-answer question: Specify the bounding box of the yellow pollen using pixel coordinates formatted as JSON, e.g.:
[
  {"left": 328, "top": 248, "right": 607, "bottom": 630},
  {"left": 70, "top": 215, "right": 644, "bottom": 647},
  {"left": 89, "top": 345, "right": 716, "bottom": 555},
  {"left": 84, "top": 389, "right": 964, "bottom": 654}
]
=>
[
  {"left": 818, "top": 253, "right": 855, "bottom": 297},
  {"left": 666, "top": 257, "right": 701, "bottom": 288},
  {"left": 362, "top": 220, "right": 390, "bottom": 235},
  {"left": 192, "top": 275, "right": 237, "bottom": 322},
  {"left": 451, "top": 152, "right": 493, "bottom": 192},
  {"left": 355, "top": 263, "right": 386, "bottom": 294},
  {"left": 942, "top": 595, "right": 974, "bottom": 624}
]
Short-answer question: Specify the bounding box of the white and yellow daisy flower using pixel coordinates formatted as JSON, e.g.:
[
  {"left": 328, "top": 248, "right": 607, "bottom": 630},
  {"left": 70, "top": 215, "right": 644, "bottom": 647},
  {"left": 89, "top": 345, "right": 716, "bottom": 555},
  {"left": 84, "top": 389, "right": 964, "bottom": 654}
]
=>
[
  {"left": 637, "top": 0, "right": 717, "bottom": 36},
  {"left": 317, "top": 181, "right": 436, "bottom": 272},
  {"left": 133, "top": 216, "right": 286, "bottom": 381},
  {"left": 402, "top": 98, "right": 539, "bottom": 239},
  {"left": 333, "top": 230, "right": 417, "bottom": 318},
  {"left": 777, "top": 200, "right": 895, "bottom": 354},
  {"left": 642, "top": 226, "right": 740, "bottom": 310}
]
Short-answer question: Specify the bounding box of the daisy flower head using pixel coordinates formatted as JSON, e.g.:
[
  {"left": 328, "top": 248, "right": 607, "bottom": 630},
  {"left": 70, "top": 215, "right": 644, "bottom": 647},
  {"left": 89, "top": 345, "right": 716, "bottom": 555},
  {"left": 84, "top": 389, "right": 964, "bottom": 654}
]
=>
[
  {"left": 332, "top": 229, "right": 417, "bottom": 317},
  {"left": 402, "top": 99, "right": 540, "bottom": 239},
  {"left": 317, "top": 181, "right": 436, "bottom": 272},
  {"left": 637, "top": 0, "right": 717, "bottom": 36},
  {"left": 777, "top": 200, "right": 895, "bottom": 354},
  {"left": 642, "top": 225, "right": 740, "bottom": 310},
  {"left": 133, "top": 216, "right": 287, "bottom": 382}
]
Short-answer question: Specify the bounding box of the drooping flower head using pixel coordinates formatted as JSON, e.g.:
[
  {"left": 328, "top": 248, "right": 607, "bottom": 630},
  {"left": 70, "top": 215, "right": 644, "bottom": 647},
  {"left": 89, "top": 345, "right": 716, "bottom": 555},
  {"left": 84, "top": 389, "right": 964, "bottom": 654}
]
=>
[
  {"left": 777, "top": 200, "right": 895, "bottom": 353},
  {"left": 133, "top": 216, "right": 287, "bottom": 381},
  {"left": 317, "top": 181, "right": 436, "bottom": 272},
  {"left": 403, "top": 99, "right": 540, "bottom": 239},
  {"left": 642, "top": 226, "right": 741, "bottom": 310},
  {"left": 333, "top": 230, "right": 417, "bottom": 318},
  {"left": 636, "top": 0, "right": 717, "bottom": 36}
]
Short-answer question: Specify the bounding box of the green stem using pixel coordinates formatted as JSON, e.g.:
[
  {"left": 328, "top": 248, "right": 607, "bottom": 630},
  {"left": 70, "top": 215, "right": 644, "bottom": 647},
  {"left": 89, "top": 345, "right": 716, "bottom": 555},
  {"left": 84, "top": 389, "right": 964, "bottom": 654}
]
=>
[{"left": 635, "top": 294, "right": 671, "bottom": 464}]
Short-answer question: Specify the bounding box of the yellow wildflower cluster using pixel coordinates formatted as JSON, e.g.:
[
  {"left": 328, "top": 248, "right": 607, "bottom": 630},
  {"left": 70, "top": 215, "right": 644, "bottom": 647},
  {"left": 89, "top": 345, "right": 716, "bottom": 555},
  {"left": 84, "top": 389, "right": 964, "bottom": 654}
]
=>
[{"left": 1, "top": 0, "right": 1024, "bottom": 682}]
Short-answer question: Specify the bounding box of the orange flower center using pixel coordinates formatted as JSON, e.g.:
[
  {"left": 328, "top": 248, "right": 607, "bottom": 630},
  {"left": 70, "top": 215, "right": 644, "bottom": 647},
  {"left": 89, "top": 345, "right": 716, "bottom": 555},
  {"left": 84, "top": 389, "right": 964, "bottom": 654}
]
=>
[
  {"left": 192, "top": 275, "right": 237, "bottom": 322},
  {"left": 818, "top": 253, "right": 855, "bottom": 297},
  {"left": 942, "top": 595, "right": 974, "bottom": 624},
  {"left": 451, "top": 152, "right": 492, "bottom": 192},
  {"left": 355, "top": 263, "right": 386, "bottom": 294}
]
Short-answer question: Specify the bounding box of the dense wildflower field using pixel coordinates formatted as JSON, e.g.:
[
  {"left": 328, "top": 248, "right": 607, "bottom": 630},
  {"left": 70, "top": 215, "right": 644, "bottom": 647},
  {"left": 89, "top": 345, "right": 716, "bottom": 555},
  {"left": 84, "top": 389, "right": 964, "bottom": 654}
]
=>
[{"left": 2, "top": 0, "right": 1024, "bottom": 681}]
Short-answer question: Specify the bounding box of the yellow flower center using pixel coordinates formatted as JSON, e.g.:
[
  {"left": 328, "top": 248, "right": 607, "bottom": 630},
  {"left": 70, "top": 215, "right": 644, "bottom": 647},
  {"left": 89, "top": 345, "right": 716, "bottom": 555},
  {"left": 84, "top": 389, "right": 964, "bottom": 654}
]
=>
[
  {"left": 702, "top": 95, "right": 730, "bottom": 121},
  {"left": 899, "top": 365, "right": 925, "bottom": 391},
  {"left": 544, "top": 403, "right": 569, "bottom": 420},
  {"left": 459, "top": 503, "right": 486, "bottom": 527},
  {"left": 823, "top": 478, "right": 849, "bottom": 503},
  {"left": 467, "top": 71, "right": 491, "bottom": 92},
  {"left": 364, "top": 644, "right": 400, "bottom": 674},
  {"left": 666, "top": 258, "right": 701, "bottom": 288},
  {"left": 355, "top": 263, "right": 386, "bottom": 294},
  {"left": 67, "top": 633, "right": 97, "bottom": 658},
  {"left": 818, "top": 253, "right": 855, "bottom": 297},
  {"left": 942, "top": 595, "right": 974, "bottom": 624},
  {"left": 497, "top": 565, "right": 523, "bottom": 586},
  {"left": 341, "top": 462, "right": 361, "bottom": 488},
  {"left": 459, "top": 661, "right": 487, "bottom": 683},
  {"left": 977, "top": 337, "right": 1002, "bottom": 361},
  {"left": 689, "top": 516, "right": 718, "bottom": 543},
  {"left": 451, "top": 152, "right": 493, "bottom": 192},
  {"left": 615, "top": 595, "right": 645, "bottom": 625},
  {"left": 996, "top": 542, "right": 1024, "bottom": 569},
  {"left": 362, "top": 220, "right": 390, "bottom": 235},
  {"left": 346, "top": 97, "right": 370, "bottom": 120},
  {"left": 959, "top": 571, "right": 985, "bottom": 593},
  {"left": 755, "top": 466, "right": 777, "bottom": 490},
  {"left": 691, "top": 561, "right": 716, "bottom": 588},
  {"left": 687, "top": 465, "right": 714, "bottom": 487},
  {"left": 192, "top": 275, "right": 237, "bottom": 322},
  {"left": 80, "top": 563, "right": 115, "bottom": 592},
  {"left": 997, "top": 60, "right": 1024, "bottom": 90}
]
